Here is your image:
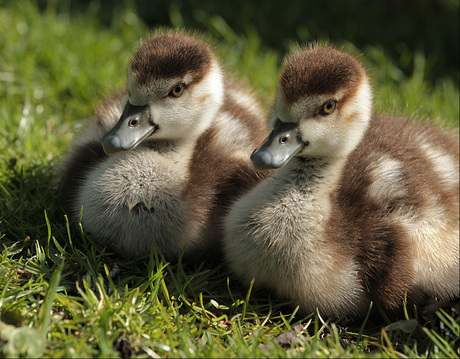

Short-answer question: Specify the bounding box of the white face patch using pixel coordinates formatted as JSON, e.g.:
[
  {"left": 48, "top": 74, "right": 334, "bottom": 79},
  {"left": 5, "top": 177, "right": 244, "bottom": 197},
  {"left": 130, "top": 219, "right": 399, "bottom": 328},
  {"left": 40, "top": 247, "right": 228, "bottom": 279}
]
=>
[
  {"left": 123, "top": 61, "right": 224, "bottom": 143},
  {"left": 271, "top": 78, "right": 373, "bottom": 160},
  {"left": 367, "top": 156, "right": 407, "bottom": 205}
]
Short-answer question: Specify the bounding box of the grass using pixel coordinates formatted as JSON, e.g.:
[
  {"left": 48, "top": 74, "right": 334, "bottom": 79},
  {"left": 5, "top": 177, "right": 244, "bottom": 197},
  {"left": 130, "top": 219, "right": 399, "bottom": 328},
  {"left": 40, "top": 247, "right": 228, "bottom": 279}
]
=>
[{"left": 1, "top": 0, "right": 459, "bottom": 357}]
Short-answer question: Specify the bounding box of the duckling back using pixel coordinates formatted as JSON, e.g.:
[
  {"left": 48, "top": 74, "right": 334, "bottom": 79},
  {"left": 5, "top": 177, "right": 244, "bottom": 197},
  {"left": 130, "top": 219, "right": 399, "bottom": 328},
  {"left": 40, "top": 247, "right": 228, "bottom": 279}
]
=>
[{"left": 327, "top": 114, "right": 459, "bottom": 314}]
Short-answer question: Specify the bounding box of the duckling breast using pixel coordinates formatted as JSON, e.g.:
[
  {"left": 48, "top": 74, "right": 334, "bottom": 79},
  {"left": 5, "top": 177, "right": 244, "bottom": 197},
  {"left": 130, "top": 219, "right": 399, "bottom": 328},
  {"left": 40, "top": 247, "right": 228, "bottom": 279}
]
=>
[
  {"left": 76, "top": 146, "right": 197, "bottom": 258},
  {"left": 224, "top": 162, "right": 370, "bottom": 317}
]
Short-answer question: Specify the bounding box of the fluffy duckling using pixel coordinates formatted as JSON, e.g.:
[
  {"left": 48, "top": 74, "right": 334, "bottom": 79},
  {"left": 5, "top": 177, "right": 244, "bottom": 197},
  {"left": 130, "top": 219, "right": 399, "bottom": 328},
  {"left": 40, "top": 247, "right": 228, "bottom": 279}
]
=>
[
  {"left": 223, "top": 45, "right": 459, "bottom": 318},
  {"left": 59, "top": 31, "right": 269, "bottom": 263}
]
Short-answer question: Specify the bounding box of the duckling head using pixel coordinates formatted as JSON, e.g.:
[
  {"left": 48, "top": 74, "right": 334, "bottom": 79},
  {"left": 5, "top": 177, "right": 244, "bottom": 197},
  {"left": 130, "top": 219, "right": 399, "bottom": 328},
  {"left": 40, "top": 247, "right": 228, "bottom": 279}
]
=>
[
  {"left": 251, "top": 45, "right": 373, "bottom": 170},
  {"left": 102, "top": 32, "right": 224, "bottom": 155}
]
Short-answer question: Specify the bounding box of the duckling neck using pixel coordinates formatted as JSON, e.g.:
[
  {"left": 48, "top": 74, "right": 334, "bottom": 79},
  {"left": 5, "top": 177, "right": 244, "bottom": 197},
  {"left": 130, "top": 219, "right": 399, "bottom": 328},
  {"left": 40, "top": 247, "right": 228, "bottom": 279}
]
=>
[{"left": 280, "top": 156, "right": 345, "bottom": 190}]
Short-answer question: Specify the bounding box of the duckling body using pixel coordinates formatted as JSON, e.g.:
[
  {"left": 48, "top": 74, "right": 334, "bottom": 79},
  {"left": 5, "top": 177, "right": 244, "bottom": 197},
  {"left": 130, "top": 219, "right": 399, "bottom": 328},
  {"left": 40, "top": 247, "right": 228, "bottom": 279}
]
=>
[
  {"left": 59, "top": 32, "right": 269, "bottom": 262},
  {"left": 223, "top": 45, "right": 459, "bottom": 317}
]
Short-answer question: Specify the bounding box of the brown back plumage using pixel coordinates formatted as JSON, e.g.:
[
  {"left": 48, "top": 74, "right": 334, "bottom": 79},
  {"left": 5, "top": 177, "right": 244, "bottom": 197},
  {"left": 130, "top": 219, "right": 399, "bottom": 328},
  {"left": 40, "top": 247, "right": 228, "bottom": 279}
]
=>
[{"left": 327, "top": 115, "right": 459, "bottom": 310}]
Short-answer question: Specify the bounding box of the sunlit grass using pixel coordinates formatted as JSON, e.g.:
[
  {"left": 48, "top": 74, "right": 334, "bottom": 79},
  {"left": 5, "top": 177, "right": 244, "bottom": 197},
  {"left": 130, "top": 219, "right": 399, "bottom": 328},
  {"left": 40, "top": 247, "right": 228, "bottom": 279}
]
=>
[{"left": 1, "top": 1, "right": 458, "bottom": 357}]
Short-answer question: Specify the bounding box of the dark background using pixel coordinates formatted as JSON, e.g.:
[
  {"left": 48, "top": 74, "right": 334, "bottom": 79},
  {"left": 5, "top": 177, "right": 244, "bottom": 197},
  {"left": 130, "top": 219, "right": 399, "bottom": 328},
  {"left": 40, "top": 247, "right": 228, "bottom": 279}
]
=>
[{"left": 35, "top": 0, "right": 459, "bottom": 84}]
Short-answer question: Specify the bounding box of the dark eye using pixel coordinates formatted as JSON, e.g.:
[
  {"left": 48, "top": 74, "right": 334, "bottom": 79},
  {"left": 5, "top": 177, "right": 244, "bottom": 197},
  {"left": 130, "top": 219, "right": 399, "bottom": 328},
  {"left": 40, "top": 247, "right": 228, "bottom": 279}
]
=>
[
  {"left": 319, "top": 100, "right": 337, "bottom": 115},
  {"left": 168, "top": 83, "right": 186, "bottom": 98}
]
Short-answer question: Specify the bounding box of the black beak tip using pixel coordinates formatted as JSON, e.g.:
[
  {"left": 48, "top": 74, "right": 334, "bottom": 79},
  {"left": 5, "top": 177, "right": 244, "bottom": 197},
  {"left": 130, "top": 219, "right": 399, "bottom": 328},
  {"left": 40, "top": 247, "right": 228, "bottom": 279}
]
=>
[
  {"left": 251, "top": 150, "right": 275, "bottom": 171},
  {"left": 102, "top": 134, "right": 122, "bottom": 155}
]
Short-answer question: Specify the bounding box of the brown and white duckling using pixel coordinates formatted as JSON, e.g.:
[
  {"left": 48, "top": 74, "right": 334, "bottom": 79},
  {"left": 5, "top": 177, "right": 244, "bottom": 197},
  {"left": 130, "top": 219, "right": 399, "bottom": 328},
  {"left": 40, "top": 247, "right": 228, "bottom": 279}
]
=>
[
  {"left": 59, "top": 31, "right": 269, "bottom": 263},
  {"left": 223, "top": 45, "right": 459, "bottom": 318}
]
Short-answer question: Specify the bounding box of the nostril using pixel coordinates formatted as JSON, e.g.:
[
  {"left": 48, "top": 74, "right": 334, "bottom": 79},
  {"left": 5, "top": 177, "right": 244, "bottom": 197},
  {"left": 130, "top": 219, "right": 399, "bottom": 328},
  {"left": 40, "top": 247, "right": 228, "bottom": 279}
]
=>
[
  {"left": 280, "top": 134, "right": 290, "bottom": 144},
  {"left": 128, "top": 118, "right": 139, "bottom": 127}
]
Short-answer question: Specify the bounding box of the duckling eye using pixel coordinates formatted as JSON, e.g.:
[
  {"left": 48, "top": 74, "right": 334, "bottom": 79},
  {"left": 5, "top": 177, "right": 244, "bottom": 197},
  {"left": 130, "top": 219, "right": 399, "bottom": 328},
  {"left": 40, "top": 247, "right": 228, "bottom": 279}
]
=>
[
  {"left": 168, "top": 83, "right": 186, "bottom": 98},
  {"left": 319, "top": 100, "right": 337, "bottom": 115}
]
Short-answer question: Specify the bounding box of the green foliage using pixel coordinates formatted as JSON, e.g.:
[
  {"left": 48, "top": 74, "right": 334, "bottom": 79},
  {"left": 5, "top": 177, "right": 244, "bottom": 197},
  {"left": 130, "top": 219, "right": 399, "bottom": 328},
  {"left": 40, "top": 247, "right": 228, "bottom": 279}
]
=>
[{"left": 0, "top": 0, "right": 458, "bottom": 357}]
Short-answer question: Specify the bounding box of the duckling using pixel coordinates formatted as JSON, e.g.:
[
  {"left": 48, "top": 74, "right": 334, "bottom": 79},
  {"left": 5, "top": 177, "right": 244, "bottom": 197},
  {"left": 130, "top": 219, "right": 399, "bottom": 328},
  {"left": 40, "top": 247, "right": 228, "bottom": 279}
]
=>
[
  {"left": 223, "top": 45, "right": 459, "bottom": 318},
  {"left": 59, "top": 31, "right": 269, "bottom": 263}
]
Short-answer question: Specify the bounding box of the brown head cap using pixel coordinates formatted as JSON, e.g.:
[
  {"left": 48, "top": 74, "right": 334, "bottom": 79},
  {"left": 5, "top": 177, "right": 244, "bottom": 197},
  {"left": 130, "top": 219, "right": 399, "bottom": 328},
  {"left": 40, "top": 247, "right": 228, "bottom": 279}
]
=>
[
  {"left": 130, "top": 32, "right": 214, "bottom": 85},
  {"left": 280, "top": 45, "right": 366, "bottom": 104}
]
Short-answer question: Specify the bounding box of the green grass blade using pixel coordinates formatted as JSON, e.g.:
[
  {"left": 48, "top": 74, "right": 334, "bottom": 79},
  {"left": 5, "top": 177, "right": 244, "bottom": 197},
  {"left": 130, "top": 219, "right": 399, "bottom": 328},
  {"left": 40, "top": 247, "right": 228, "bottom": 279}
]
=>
[{"left": 38, "top": 260, "right": 64, "bottom": 338}]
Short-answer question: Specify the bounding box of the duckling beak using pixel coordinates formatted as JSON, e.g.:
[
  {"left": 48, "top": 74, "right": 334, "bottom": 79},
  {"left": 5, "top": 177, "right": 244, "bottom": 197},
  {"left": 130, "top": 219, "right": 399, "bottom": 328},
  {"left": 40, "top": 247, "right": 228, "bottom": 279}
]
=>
[
  {"left": 102, "top": 103, "right": 157, "bottom": 155},
  {"left": 251, "top": 120, "right": 304, "bottom": 171}
]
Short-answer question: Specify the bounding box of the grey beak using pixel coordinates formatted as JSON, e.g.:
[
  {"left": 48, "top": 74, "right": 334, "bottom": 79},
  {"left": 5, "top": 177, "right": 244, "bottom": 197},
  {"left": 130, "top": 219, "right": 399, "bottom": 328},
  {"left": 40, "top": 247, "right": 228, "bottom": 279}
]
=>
[
  {"left": 102, "top": 103, "right": 157, "bottom": 155},
  {"left": 251, "top": 120, "right": 304, "bottom": 171}
]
